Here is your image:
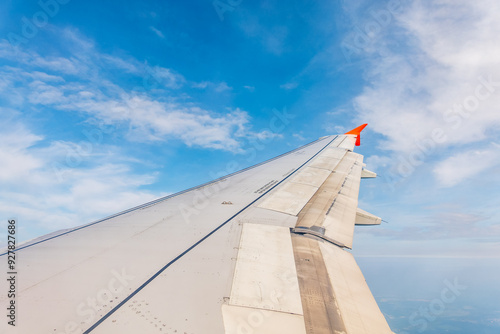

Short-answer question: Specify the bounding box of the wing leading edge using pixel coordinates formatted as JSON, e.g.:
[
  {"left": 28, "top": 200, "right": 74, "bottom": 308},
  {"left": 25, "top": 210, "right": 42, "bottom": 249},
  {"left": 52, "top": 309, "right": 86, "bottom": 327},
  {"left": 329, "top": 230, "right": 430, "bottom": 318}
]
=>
[{"left": 0, "top": 126, "right": 394, "bottom": 334}]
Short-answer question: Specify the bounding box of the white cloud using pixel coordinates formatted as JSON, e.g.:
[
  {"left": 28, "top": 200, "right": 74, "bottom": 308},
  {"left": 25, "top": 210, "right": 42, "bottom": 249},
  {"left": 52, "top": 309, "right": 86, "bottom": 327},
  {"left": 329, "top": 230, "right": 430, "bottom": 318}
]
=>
[
  {"left": 25, "top": 71, "right": 65, "bottom": 82},
  {"left": 32, "top": 56, "right": 81, "bottom": 75},
  {"left": 150, "top": 26, "right": 165, "bottom": 39},
  {"left": 349, "top": 0, "right": 500, "bottom": 186},
  {"left": 192, "top": 81, "right": 233, "bottom": 93},
  {"left": 0, "top": 119, "right": 159, "bottom": 240},
  {"left": 0, "top": 121, "right": 44, "bottom": 183},
  {"left": 433, "top": 146, "right": 500, "bottom": 187},
  {"left": 0, "top": 29, "right": 270, "bottom": 152},
  {"left": 280, "top": 82, "right": 298, "bottom": 90},
  {"left": 26, "top": 84, "right": 255, "bottom": 151},
  {"left": 364, "top": 154, "right": 392, "bottom": 174},
  {"left": 28, "top": 80, "right": 65, "bottom": 104},
  {"left": 252, "top": 129, "right": 283, "bottom": 141},
  {"left": 192, "top": 81, "right": 209, "bottom": 89},
  {"left": 145, "top": 66, "right": 185, "bottom": 89},
  {"left": 214, "top": 82, "right": 232, "bottom": 92},
  {"left": 292, "top": 133, "right": 305, "bottom": 141},
  {"left": 353, "top": 0, "right": 500, "bottom": 152},
  {"left": 101, "top": 54, "right": 140, "bottom": 74}
]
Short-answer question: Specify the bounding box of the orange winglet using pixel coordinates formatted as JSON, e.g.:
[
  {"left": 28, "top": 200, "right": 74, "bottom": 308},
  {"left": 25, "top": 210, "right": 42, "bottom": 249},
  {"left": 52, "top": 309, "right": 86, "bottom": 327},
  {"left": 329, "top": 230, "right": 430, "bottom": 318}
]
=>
[{"left": 345, "top": 123, "right": 368, "bottom": 146}]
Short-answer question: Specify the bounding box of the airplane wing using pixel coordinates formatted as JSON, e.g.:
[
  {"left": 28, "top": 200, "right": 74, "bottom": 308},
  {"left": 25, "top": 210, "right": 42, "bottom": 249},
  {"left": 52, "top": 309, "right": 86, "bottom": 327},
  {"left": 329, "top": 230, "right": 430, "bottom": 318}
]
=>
[{"left": 0, "top": 125, "right": 394, "bottom": 334}]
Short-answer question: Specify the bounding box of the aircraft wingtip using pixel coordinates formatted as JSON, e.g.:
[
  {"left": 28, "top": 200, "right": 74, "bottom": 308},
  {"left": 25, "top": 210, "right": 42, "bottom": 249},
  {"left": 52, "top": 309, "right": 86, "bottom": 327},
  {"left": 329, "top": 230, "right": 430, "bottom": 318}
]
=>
[
  {"left": 345, "top": 123, "right": 368, "bottom": 135},
  {"left": 345, "top": 124, "right": 368, "bottom": 146}
]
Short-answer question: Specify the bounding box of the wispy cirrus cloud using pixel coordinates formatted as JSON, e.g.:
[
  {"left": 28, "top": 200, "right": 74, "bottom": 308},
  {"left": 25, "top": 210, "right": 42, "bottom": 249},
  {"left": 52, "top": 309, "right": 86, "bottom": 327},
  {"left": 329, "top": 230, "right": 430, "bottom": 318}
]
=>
[
  {"left": 280, "top": 82, "right": 298, "bottom": 90},
  {"left": 149, "top": 26, "right": 165, "bottom": 39},
  {"left": 192, "top": 80, "right": 233, "bottom": 93},
  {"left": 0, "top": 28, "right": 272, "bottom": 152}
]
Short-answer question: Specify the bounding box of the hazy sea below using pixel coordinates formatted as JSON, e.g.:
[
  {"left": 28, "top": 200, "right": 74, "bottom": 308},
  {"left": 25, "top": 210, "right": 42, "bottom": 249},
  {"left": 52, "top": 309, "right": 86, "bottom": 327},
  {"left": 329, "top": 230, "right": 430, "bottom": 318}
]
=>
[{"left": 357, "top": 257, "right": 500, "bottom": 334}]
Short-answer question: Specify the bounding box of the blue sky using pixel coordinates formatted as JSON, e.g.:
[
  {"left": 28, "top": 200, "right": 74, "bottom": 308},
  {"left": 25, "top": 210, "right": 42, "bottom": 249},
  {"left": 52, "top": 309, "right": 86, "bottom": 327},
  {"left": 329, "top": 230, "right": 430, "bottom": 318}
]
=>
[
  {"left": 2, "top": 0, "right": 500, "bottom": 253},
  {"left": 1, "top": 0, "right": 500, "bottom": 331},
  {"left": 2, "top": 0, "right": 498, "bottom": 256}
]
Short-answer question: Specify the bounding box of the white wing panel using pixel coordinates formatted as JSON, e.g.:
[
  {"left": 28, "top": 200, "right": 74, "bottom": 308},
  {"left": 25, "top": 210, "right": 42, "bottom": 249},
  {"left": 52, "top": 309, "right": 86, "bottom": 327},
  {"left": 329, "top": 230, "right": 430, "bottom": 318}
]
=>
[
  {"left": 308, "top": 150, "right": 346, "bottom": 171},
  {"left": 337, "top": 135, "right": 357, "bottom": 151},
  {"left": 317, "top": 147, "right": 347, "bottom": 159},
  {"left": 289, "top": 166, "right": 332, "bottom": 187},
  {"left": 222, "top": 304, "right": 307, "bottom": 334},
  {"left": 257, "top": 182, "right": 318, "bottom": 216},
  {"left": 229, "top": 223, "right": 303, "bottom": 315},
  {"left": 323, "top": 194, "right": 358, "bottom": 248}
]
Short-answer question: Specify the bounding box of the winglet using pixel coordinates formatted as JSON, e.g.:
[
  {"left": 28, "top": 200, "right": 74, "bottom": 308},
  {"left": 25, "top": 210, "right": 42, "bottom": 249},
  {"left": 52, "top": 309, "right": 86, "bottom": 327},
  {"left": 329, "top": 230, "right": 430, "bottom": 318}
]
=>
[{"left": 345, "top": 123, "right": 368, "bottom": 146}]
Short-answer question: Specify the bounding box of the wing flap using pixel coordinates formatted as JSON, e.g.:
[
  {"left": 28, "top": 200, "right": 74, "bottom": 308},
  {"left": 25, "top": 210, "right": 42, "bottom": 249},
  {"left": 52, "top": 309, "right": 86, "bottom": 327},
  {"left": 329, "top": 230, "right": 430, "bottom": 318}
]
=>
[
  {"left": 257, "top": 142, "right": 351, "bottom": 218},
  {"left": 319, "top": 242, "right": 393, "bottom": 334},
  {"left": 361, "top": 168, "right": 377, "bottom": 178},
  {"left": 295, "top": 151, "right": 363, "bottom": 249},
  {"left": 355, "top": 208, "right": 382, "bottom": 225},
  {"left": 291, "top": 234, "right": 347, "bottom": 333},
  {"left": 323, "top": 193, "right": 358, "bottom": 248}
]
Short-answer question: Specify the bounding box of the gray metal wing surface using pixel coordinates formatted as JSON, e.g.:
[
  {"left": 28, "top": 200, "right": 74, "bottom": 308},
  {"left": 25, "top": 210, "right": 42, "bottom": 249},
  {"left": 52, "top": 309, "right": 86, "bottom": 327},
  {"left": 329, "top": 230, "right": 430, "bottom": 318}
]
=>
[{"left": 0, "top": 131, "right": 394, "bottom": 334}]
